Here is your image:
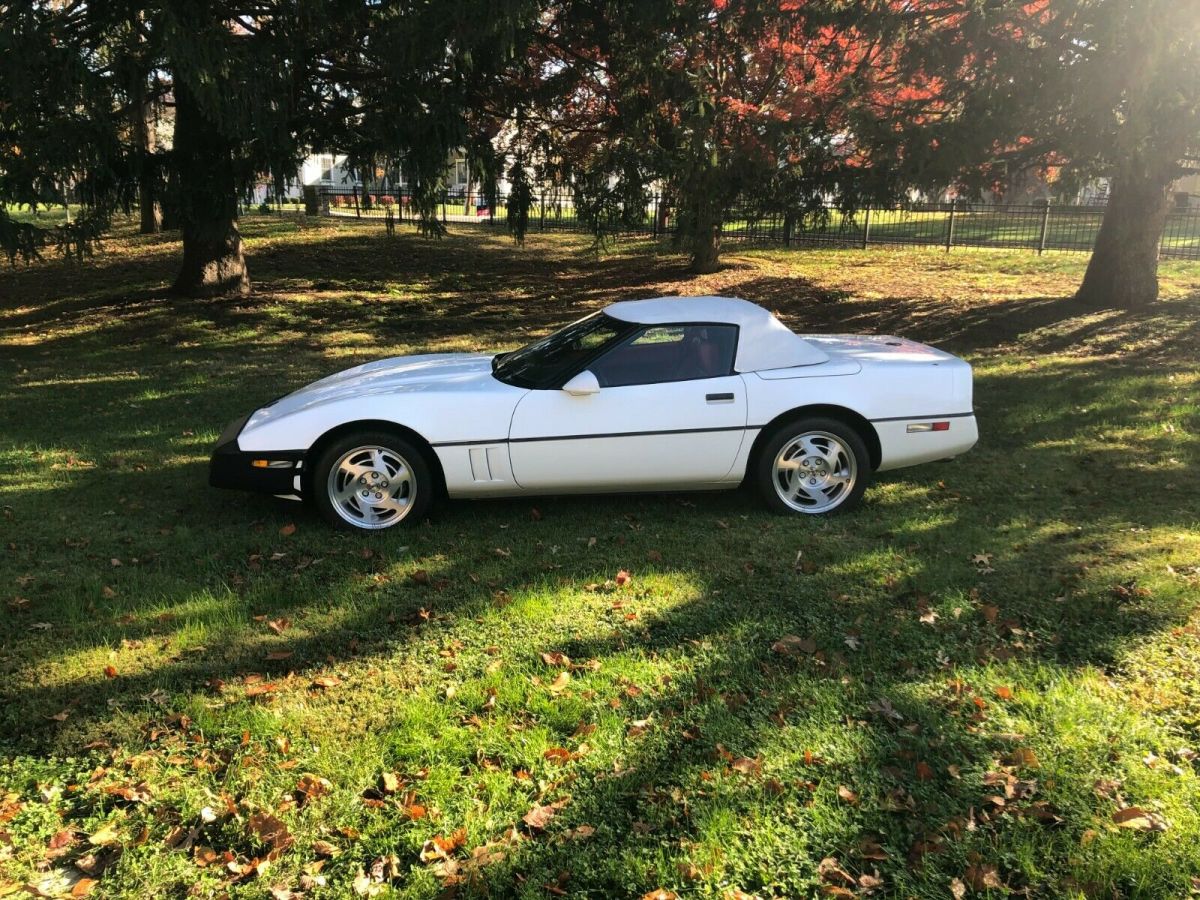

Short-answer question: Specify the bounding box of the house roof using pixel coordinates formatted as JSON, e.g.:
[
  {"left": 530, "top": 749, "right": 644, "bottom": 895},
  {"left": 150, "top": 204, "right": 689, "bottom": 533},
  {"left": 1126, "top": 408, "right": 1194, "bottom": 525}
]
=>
[{"left": 603, "top": 296, "right": 829, "bottom": 371}]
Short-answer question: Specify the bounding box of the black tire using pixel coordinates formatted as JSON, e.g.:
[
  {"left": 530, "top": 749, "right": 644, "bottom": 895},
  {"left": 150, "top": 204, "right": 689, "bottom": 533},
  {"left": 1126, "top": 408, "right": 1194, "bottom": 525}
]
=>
[
  {"left": 755, "top": 417, "right": 871, "bottom": 516},
  {"left": 310, "top": 431, "right": 434, "bottom": 531}
]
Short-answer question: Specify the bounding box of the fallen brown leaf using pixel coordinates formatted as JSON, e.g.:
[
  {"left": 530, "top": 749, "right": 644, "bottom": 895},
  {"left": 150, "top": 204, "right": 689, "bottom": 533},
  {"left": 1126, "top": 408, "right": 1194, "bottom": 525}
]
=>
[
  {"left": 312, "top": 840, "right": 339, "bottom": 858},
  {"left": 419, "top": 828, "right": 467, "bottom": 862},
  {"left": 296, "top": 774, "right": 332, "bottom": 802},
  {"left": 771, "top": 635, "right": 816, "bottom": 656},
  {"left": 965, "top": 863, "right": 1003, "bottom": 891},
  {"left": 522, "top": 799, "right": 569, "bottom": 830},
  {"left": 249, "top": 811, "right": 293, "bottom": 855},
  {"left": 818, "top": 857, "right": 856, "bottom": 888},
  {"left": 1112, "top": 806, "right": 1168, "bottom": 831},
  {"left": 547, "top": 671, "right": 571, "bottom": 694}
]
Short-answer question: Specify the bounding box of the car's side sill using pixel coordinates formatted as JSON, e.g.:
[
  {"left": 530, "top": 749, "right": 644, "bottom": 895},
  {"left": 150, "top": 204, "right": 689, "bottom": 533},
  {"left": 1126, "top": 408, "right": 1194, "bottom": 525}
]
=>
[{"left": 432, "top": 424, "right": 755, "bottom": 448}]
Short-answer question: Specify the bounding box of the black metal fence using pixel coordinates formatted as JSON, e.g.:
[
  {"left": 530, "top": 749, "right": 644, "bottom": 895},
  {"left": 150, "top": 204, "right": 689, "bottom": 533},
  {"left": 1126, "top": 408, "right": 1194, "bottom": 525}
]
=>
[{"left": 316, "top": 186, "right": 1200, "bottom": 261}]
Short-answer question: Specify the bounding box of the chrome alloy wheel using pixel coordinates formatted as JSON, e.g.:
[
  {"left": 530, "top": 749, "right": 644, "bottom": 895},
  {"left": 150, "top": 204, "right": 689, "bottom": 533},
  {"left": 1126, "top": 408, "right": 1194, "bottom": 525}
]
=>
[
  {"left": 772, "top": 431, "right": 858, "bottom": 514},
  {"left": 325, "top": 445, "right": 415, "bottom": 529}
]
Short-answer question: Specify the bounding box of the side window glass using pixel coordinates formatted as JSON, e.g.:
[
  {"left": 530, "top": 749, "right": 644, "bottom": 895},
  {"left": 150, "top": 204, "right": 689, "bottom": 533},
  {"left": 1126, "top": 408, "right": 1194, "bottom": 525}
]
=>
[{"left": 590, "top": 324, "right": 737, "bottom": 387}]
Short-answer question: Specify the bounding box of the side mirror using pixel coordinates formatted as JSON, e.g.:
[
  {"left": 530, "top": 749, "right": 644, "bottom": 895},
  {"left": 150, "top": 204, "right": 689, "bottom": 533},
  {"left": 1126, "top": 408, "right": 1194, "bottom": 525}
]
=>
[{"left": 562, "top": 370, "right": 600, "bottom": 396}]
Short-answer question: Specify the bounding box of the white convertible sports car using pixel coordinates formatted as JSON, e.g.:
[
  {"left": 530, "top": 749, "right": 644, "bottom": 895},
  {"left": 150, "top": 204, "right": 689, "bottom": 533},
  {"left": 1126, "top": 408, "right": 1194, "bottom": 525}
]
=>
[{"left": 210, "top": 296, "right": 978, "bottom": 530}]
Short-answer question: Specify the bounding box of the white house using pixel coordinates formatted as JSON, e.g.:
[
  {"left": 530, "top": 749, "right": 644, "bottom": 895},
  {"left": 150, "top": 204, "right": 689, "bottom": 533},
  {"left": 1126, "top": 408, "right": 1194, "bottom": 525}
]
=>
[{"left": 249, "top": 151, "right": 473, "bottom": 205}]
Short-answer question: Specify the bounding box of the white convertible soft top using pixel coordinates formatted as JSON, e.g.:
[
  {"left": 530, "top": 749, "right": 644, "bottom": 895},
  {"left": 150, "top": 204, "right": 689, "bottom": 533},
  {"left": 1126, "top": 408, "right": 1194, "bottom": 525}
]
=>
[{"left": 603, "top": 296, "right": 829, "bottom": 372}]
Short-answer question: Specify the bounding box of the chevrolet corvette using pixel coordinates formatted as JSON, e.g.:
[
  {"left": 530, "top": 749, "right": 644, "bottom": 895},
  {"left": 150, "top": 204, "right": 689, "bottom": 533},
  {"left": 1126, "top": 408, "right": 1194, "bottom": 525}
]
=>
[{"left": 210, "top": 296, "right": 978, "bottom": 530}]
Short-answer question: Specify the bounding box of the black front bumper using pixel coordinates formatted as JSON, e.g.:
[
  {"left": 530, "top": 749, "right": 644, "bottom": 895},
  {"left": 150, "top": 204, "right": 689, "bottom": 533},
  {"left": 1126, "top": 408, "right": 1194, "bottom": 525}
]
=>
[{"left": 209, "top": 412, "right": 306, "bottom": 495}]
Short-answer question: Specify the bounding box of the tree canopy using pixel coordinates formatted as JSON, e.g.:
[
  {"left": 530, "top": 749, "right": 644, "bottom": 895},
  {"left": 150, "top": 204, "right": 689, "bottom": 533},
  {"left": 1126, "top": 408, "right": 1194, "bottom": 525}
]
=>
[
  {"left": 2, "top": 1, "right": 1196, "bottom": 306},
  {"left": 0, "top": 0, "right": 538, "bottom": 295},
  {"left": 874, "top": 0, "right": 1200, "bottom": 308},
  {"left": 499, "top": 0, "right": 961, "bottom": 271}
]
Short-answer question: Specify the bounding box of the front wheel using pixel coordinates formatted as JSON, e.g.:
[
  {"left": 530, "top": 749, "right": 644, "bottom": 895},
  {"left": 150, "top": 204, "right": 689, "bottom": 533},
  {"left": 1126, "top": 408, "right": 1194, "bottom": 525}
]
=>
[
  {"left": 756, "top": 417, "right": 871, "bottom": 516},
  {"left": 311, "top": 431, "right": 433, "bottom": 531}
]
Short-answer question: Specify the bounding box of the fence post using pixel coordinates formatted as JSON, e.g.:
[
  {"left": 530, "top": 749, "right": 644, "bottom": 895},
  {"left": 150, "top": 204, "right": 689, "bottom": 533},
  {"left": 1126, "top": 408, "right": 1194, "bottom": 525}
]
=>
[
  {"left": 1038, "top": 203, "right": 1051, "bottom": 255},
  {"left": 861, "top": 206, "right": 872, "bottom": 250},
  {"left": 540, "top": 195, "right": 546, "bottom": 231},
  {"left": 652, "top": 195, "right": 659, "bottom": 238},
  {"left": 945, "top": 199, "right": 956, "bottom": 252}
]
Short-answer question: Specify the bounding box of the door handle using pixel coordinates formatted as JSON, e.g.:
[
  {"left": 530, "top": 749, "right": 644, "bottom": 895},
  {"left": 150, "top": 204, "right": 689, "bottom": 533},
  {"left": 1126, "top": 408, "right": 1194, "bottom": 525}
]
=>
[{"left": 706, "top": 392, "right": 735, "bottom": 403}]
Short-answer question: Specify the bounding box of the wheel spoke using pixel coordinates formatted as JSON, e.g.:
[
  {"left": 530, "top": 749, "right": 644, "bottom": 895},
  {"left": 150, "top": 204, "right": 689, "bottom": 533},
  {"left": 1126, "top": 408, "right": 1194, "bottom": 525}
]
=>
[
  {"left": 374, "top": 494, "right": 410, "bottom": 513},
  {"left": 340, "top": 461, "right": 372, "bottom": 481},
  {"left": 792, "top": 481, "right": 825, "bottom": 502},
  {"left": 351, "top": 496, "right": 377, "bottom": 522}
]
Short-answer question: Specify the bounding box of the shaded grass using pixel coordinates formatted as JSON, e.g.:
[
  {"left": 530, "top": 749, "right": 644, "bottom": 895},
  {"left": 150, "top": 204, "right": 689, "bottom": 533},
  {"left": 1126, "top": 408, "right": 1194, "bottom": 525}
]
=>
[{"left": 1, "top": 219, "right": 1199, "bottom": 899}]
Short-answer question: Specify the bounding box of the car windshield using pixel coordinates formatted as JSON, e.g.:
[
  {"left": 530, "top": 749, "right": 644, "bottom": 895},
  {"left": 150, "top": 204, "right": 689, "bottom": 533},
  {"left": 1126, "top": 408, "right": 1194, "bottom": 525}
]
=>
[{"left": 492, "top": 313, "right": 631, "bottom": 388}]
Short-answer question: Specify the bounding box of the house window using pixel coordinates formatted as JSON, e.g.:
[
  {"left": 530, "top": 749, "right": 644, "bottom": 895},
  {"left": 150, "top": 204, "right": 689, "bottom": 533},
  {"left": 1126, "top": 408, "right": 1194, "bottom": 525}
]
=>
[
  {"left": 454, "top": 159, "right": 468, "bottom": 187},
  {"left": 319, "top": 155, "right": 335, "bottom": 184}
]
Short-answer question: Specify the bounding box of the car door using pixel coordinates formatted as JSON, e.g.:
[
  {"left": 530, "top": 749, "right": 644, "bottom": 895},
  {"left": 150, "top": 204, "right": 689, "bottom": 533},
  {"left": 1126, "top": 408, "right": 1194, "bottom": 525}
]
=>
[{"left": 507, "top": 324, "right": 748, "bottom": 490}]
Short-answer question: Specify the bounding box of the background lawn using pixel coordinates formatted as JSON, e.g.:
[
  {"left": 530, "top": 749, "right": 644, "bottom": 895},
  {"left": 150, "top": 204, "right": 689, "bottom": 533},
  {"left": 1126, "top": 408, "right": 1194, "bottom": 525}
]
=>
[
  {"left": 326, "top": 202, "right": 1200, "bottom": 259},
  {"left": 1, "top": 219, "right": 1199, "bottom": 899}
]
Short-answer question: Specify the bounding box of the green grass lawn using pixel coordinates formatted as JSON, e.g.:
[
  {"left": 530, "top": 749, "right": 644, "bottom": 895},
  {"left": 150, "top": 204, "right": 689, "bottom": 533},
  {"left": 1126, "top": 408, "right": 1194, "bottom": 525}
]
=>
[
  {"left": 723, "top": 208, "right": 1200, "bottom": 259},
  {"left": 327, "top": 200, "right": 1200, "bottom": 259},
  {"left": 2, "top": 218, "right": 1199, "bottom": 899},
  {"left": 2, "top": 205, "right": 74, "bottom": 227}
]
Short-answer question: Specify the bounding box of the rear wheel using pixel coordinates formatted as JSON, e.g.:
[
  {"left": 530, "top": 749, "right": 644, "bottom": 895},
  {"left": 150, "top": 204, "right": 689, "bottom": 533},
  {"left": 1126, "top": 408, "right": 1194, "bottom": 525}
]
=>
[
  {"left": 756, "top": 417, "right": 870, "bottom": 515},
  {"left": 311, "top": 431, "right": 432, "bottom": 531}
]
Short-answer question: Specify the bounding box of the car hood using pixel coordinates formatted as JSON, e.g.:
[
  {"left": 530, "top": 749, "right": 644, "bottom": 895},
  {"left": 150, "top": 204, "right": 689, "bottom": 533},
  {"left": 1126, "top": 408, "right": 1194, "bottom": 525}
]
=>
[{"left": 244, "top": 353, "right": 501, "bottom": 430}]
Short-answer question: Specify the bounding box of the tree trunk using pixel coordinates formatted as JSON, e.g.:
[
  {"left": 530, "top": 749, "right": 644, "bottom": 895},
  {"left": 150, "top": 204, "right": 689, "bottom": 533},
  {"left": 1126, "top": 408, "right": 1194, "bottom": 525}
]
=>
[
  {"left": 690, "top": 222, "right": 721, "bottom": 274},
  {"left": 139, "top": 176, "right": 162, "bottom": 234},
  {"left": 681, "top": 176, "right": 723, "bottom": 273},
  {"left": 1075, "top": 166, "right": 1172, "bottom": 310},
  {"left": 134, "top": 86, "right": 162, "bottom": 234},
  {"left": 169, "top": 81, "right": 248, "bottom": 297},
  {"left": 131, "top": 60, "right": 162, "bottom": 235},
  {"left": 160, "top": 165, "right": 180, "bottom": 231}
]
